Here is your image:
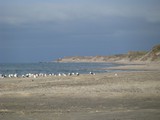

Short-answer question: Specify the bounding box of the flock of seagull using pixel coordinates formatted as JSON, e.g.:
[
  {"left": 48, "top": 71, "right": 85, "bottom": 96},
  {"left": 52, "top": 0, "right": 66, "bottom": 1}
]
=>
[{"left": 0, "top": 72, "right": 96, "bottom": 79}]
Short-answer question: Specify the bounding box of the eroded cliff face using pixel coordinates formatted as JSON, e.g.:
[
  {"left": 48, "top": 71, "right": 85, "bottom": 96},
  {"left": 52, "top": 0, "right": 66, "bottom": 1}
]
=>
[{"left": 55, "top": 44, "right": 160, "bottom": 63}]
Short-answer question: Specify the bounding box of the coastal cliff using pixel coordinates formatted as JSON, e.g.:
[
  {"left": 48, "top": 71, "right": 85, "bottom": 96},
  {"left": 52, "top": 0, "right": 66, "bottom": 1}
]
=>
[{"left": 56, "top": 44, "right": 160, "bottom": 63}]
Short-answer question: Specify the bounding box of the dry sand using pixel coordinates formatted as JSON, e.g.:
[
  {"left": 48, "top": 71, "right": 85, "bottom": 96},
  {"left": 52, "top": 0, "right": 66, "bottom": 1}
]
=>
[{"left": 0, "top": 63, "right": 160, "bottom": 120}]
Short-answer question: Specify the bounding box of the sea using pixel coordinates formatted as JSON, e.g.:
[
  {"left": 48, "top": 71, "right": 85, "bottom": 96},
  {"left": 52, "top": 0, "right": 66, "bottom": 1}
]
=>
[{"left": 0, "top": 62, "right": 124, "bottom": 76}]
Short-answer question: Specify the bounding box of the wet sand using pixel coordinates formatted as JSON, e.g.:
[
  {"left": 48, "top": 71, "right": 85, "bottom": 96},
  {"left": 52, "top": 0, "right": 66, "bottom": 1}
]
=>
[{"left": 0, "top": 64, "right": 160, "bottom": 120}]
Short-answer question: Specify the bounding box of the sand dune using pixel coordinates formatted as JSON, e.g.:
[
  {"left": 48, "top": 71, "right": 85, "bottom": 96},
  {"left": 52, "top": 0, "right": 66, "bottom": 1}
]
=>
[{"left": 56, "top": 44, "right": 160, "bottom": 63}]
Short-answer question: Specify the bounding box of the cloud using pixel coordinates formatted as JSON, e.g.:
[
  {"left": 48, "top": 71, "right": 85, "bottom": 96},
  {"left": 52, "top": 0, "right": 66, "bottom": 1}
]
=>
[{"left": 1, "top": 1, "right": 160, "bottom": 26}]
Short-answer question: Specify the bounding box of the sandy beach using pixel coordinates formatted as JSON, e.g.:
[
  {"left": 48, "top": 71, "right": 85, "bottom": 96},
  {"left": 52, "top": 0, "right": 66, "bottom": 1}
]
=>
[{"left": 0, "top": 63, "right": 160, "bottom": 120}]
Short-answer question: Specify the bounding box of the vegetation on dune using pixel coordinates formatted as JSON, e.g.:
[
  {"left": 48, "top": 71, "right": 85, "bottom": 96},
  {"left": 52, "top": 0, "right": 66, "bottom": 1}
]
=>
[
  {"left": 56, "top": 44, "right": 160, "bottom": 62},
  {"left": 141, "top": 44, "right": 160, "bottom": 61}
]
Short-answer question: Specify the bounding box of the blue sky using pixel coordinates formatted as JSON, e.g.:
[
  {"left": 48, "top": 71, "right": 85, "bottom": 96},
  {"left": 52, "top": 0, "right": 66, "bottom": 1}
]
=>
[{"left": 0, "top": 0, "right": 160, "bottom": 63}]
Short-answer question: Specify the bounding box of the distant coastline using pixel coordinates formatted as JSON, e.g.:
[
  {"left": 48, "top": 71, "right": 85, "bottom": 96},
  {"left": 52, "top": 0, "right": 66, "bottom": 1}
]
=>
[{"left": 55, "top": 44, "right": 160, "bottom": 64}]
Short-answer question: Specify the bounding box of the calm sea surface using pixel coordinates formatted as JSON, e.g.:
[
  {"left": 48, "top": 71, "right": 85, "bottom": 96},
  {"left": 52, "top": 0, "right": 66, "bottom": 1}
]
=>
[{"left": 0, "top": 62, "right": 123, "bottom": 75}]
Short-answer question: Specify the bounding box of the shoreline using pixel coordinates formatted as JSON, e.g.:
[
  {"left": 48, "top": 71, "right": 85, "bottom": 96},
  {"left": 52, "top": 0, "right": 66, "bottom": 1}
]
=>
[
  {"left": 107, "top": 61, "right": 160, "bottom": 71},
  {"left": 56, "top": 60, "right": 160, "bottom": 72}
]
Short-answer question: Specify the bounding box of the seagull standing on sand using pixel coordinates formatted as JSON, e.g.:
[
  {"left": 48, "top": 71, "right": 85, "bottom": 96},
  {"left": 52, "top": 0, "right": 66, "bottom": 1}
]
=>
[{"left": 89, "top": 72, "right": 95, "bottom": 75}]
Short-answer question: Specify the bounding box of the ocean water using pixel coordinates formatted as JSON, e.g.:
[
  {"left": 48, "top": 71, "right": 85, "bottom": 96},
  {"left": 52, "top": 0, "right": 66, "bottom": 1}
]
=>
[{"left": 0, "top": 62, "right": 123, "bottom": 75}]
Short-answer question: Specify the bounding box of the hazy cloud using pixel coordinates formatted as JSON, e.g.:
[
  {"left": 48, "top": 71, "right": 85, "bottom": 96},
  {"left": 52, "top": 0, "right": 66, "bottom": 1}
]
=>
[{"left": 1, "top": 1, "right": 160, "bottom": 25}]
